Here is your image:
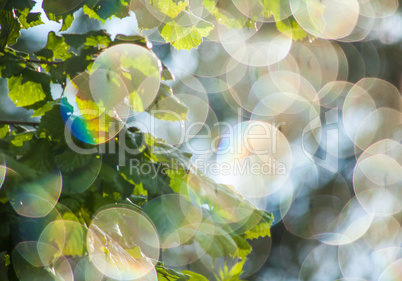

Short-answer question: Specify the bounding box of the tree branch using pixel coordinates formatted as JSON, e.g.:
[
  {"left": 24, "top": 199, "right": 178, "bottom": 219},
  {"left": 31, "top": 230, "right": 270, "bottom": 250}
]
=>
[
  {"left": 26, "top": 59, "right": 64, "bottom": 65},
  {"left": 0, "top": 120, "right": 40, "bottom": 126}
]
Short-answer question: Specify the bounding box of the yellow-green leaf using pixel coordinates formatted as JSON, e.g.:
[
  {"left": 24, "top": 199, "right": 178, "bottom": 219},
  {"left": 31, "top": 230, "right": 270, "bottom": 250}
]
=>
[
  {"left": 182, "top": 270, "right": 209, "bottom": 281},
  {"left": 18, "top": 10, "right": 44, "bottom": 29},
  {"left": 8, "top": 76, "right": 47, "bottom": 107},
  {"left": 0, "top": 125, "right": 10, "bottom": 139},
  {"left": 35, "top": 31, "right": 72, "bottom": 61},
  {"left": 150, "top": 0, "right": 188, "bottom": 18},
  {"left": 275, "top": 17, "right": 308, "bottom": 41},
  {"left": 160, "top": 15, "right": 214, "bottom": 50}
]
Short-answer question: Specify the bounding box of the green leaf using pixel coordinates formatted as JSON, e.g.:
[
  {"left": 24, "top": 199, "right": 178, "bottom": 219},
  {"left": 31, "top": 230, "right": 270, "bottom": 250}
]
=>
[
  {"left": 232, "top": 0, "right": 282, "bottom": 22},
  {"left": 89, "top": 0, "right": 130, "bottom": 21},
  {"left": 243, "top": 211, "right": 274, "bottom": 240},
  {"left": 203, "top": 0, "right": 255, "bottom": 29},
  {"left": 148, "top": 141, "right": 192, "bottom": 171},
  {"left": 132, "top": 182, "right": 148, "bottom": 197},
  {"left": 0, "top": 125, "right": 10, "bottom": 139},
  {"left": 39, "top": 220, "right": 87, "bottom": 258},
  {"left": 45, "top": 12, "right": 75, "bottom": 31},
  {"left": 57, "top": 151, "right": 102, "bottom": 195},
  {"left": 161, "top": 67, "right": 174, "bottom": 81},
  {"left": 181, "top": 170, "right": 273, "bottom": 241},
  {"left": 196, "top": 224, "right": 238, "bottom": 258},
  {"left": 61, "top": 222, "right": 87, "bottom": 257},
  {"left": 124, "top": 128, "right": 147, "bottom": 152},
  {"left": 156, "top": 264, "right": 190, "bottom": 280},
  {"left": 32, "top": 99, "right": 56, "bottom": 117},
  {"left": 148, "top": 83, "right": 189, "bottom": 121},
  {"left": 216, "top": 260, "right": 246, "bottom": 281},
  {"left": 181, "top": 271, "right": 209, "bottom": 281},
  {"left": 8, "top": 76, "right": 47, "bottom": 107},
  {"left": 39, "top": 104, "right": 66, "bottom": 142},
  {"left": 4, "top": 0, "right": 35, "bottom": 12},
  {"left": 4, "top": 254, "right": 10, "bottom": 267},
  {"left": 61, "top": 13, "right": 75, "bottom": 31},
  {"left": 125, "top": 246, "right": 143, "bottom": 259},
  {"left": 140, "top": 163, "right": 172, "bottom": 199},
  {"left": 20, "top": 139, "right": 57, "bottom": 173},
  {"left": 59, "top": 193, "right": 90, "bottom": 215},
  {"left": 9, "top": 132, "right": 34, "bottom": 147},
  {"left": 63, "top": 30, "right": 111, "bottom": 49},
  {"left": 160, "top": 16, "right": 214, "bottom": 50},
  {"left": 117, "top": 51, "right": 160, "bottom": 77},
  {"left": 0, "top": 10, "right": 21, "bottom": 48},
  {"left": 119, "top": 194, "right": 147, "bottom": 206},
  {"left": 166, "top": 168, "right": 187, "bottom": 194},
  {"left": 17, "top": 10, "right": 44, "bottom": 29},
  {"left": 275, "top": 16, "right": 308, "bottom": 41},
  {"left": 64, "top": 53, "right": 93, "bottom": 78},
  {"left": 131, "top": 1, "right": 163, "bottom": 30},
  {"left": 83, "top": 4, "right": 104, "bottom": 23},
  {"left": 231, "top": 236, "right": 251, "bottom": 260},
  {"left": 6, "top": 68, "right": 53, "bottom": 112},
  {"left": 55, "top": 150, "right": 95, "bottom": 173},
  {"left": 42, "top": 0, "right": 98, "bottom": 29},
  {"left": 5, "top": 131, "right": 35, "bottom": 155},
  {"left": 42, "top": 0, "right": 84, "bottom": 16},
  {"left": 0, "top": 154, "right": 38, "bottom": 180},
  {"left": 150, "top": 0, "right": 188, "bottom": 18},
  {"left": 99, "top": 163, "right": 134, "bottom": 198},
  {"left": 229, "top": 260, "right": 246, "bottom": 277},
  {"left": 35, "top": 31, "right": 72, "bottom": 61},
  {"left": 0, "top": 48, "right": 29, "bottom": 78}
]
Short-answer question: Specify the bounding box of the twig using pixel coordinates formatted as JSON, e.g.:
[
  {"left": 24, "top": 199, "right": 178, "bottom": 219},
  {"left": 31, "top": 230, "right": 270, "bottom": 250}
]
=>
[
  {"left": 0, "top": 120, "right": 40, "bottom": 126},
  {"left": 26, "top": 59, "right": 64, "bottom": 65}
]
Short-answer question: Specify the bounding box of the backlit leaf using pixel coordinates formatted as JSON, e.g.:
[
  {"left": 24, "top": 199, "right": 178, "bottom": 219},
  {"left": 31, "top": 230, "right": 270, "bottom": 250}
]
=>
[
  {"left": 150, "top": 0, "right": 188, "bottom": 18},
  {"left": 243, "top": 211, "right": 274, "bottom": 240},
  {"left": 160, "top": 14, "right": 214, "bottom": 50},
  {"left": 17, "top": 10, "right": 44, "bottom": 29},
  {"left": 35, "top": 31, "right": 72, "bottom": 61},
  {"left": 275, "top": 16, "right": 308, "bottom": 41},
  {"left": 181, "top": 270, "right": 209, "bottom": 281},
  {"left": 8, "top": 76, "right": 47, "bottom": 107},
  {"left": 0, "top": 125, "right": 10, "bottom": 139}
]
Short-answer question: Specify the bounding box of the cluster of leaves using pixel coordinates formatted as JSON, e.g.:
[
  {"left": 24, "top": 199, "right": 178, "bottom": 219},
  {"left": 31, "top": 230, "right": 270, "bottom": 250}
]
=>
[
  {"left": 0, "top": 112, "right": 272, "bottom": 280},
  {"left": 0, "top": 0, "right": 290, "bottom": 280},
  {"left": 1, "top": 0, "right": 307, "bottom": 52}
]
